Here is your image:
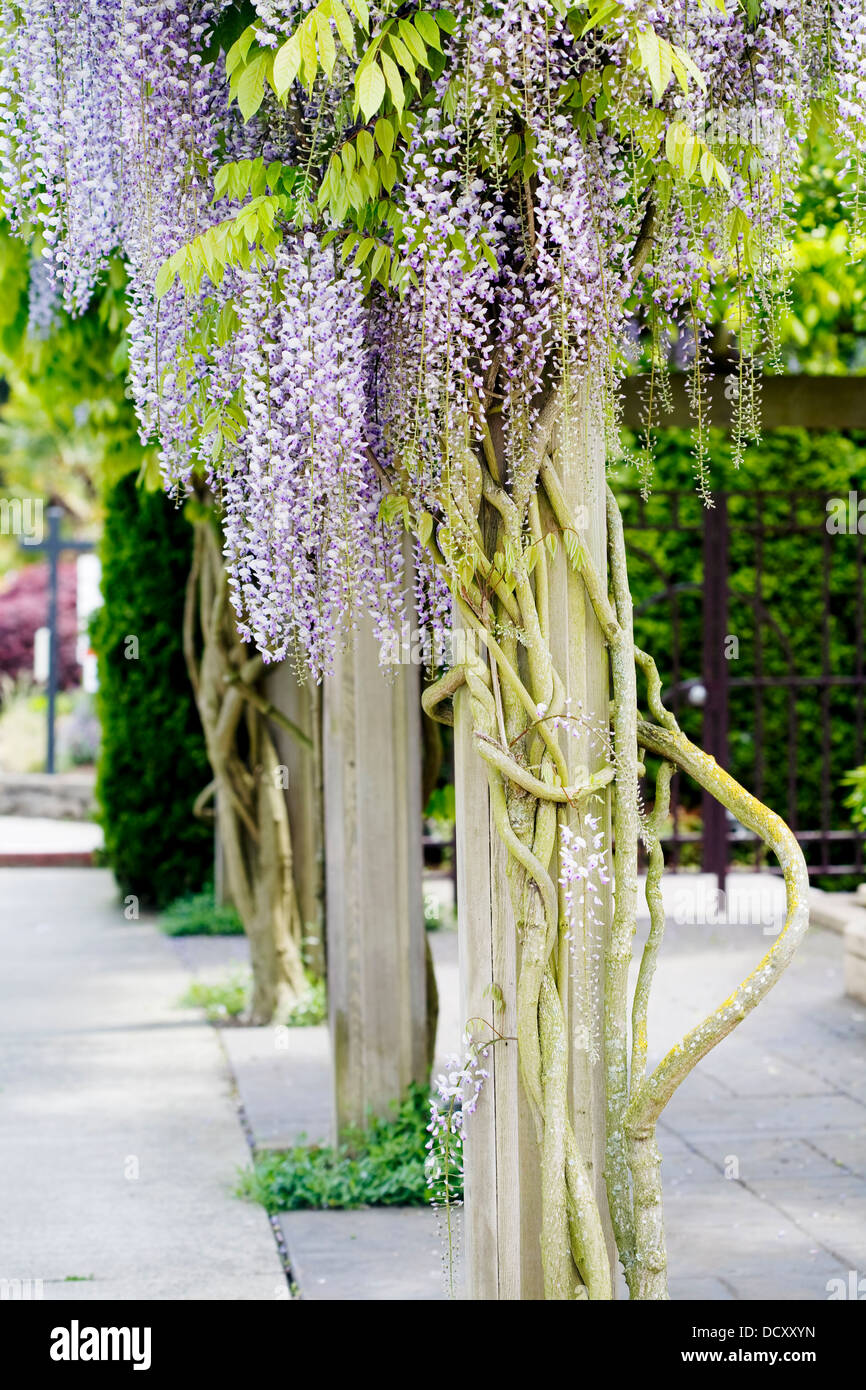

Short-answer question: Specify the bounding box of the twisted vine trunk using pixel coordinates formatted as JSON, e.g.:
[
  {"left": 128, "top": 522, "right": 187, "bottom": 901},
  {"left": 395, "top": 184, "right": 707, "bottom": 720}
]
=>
[
  {"left": 184, "top": 515, "right": 310, "bottom": 1024},
  {"left": 423, "top": 381, "right": 810, "bottom": 1300}
]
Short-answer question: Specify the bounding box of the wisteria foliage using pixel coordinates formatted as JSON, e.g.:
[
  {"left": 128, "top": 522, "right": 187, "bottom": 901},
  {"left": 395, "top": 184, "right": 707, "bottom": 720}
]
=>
[{"left": 0, "top": 0, "right": 864, "bottom": 672}]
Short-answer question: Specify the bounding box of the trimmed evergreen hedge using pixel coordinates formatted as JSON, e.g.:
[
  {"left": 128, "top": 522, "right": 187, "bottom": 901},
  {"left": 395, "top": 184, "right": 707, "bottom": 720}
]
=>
[
  {"left": 615, "top": 427, "right": 866, "bottom": 875},
  {"left": 91, "top": 474, "right": 212, "bottom": 907}
]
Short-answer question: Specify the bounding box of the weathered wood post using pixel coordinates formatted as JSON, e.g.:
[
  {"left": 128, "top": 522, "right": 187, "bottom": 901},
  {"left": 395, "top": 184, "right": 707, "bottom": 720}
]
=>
[
  {"left": 323, "top": 617, "right": 428, "bottom": 1133},
  {"left": 264, "top": 667, "right": 325, "bottom": 976},
  {"left": 455, "top": 384, "right": 619, "bottom": 1298}
]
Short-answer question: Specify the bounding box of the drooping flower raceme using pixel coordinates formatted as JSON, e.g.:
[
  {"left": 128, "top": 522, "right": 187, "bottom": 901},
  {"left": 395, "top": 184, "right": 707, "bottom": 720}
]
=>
[
  {"left": 0, "top": 1, "right": 864, "bottom": 675},
  {"left": 0, "top": 0, "right": 121, "bottom": 313}
]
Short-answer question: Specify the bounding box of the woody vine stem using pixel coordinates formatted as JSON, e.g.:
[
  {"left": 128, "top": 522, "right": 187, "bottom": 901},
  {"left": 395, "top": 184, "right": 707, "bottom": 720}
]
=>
[{"left": 420, "top": 386, "right": 809, "bottom": 1301}]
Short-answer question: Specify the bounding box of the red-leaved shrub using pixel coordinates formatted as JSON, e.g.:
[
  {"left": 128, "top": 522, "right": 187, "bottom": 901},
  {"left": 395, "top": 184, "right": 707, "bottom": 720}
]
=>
[{"left": 0, "top": 561, "right": 80, "bottom": 689}]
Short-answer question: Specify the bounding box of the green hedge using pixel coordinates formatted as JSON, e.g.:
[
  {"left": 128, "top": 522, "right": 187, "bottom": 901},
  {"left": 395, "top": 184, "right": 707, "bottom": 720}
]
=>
[
  {"left": 614, "top": 427, "right": 866, "bottom": 874},
  {"left": 91, "top": 474, "right": 212, "bottom": 907}
]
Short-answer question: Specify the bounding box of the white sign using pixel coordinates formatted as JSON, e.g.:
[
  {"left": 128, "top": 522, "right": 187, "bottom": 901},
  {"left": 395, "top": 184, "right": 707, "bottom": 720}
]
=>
[
  {"left": 33, "top": 625, "right": 50, "bottom": 683},
  {"left": 76, "top": 552, "right": 102, "bottom": 692}
]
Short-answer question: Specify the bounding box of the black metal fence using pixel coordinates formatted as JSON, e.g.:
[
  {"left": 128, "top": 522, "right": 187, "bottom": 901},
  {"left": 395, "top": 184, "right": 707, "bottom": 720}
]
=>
[{"left": 620, "top": 489, "right": 866, "bottom": 886}]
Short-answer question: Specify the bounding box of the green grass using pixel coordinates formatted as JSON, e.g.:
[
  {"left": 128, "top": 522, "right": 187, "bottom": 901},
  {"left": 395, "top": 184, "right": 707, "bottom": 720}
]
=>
[
  {"left": 178, "top": 970, "right": 327, "bottom": 1026},
  {"left": 282, "top": 976, "right": 327, "bottom": 1027},
  {"left": 179, "top": 970, "right": 248, "bottom": 1021},
  {"left": 158, "top": 890, "right": 245, "bottom": 937},
  {"left": 237, "top": 1083, "right": 449, "bottom": 1212}
]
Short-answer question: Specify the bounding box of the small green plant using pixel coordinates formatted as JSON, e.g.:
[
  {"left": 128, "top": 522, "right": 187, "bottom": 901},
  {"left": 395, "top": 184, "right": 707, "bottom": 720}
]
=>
[
  {"left": 238, "top": 1083, "right": 447, "bottom": 1212},
  {"left": 178, "top": 968, "right": 326, "bottom": 1026},
  {"left": 843, "top": 766, "right": 866, "bottom": 831},
  {"left": 159, "top": 890, "right": 244, "bottom": 937},
  {"left": 179, "top": 969, "right": 249, "bottom": 1022},
  {"left": 283, "top": 976, "right": 327, "bottom": 1027}
]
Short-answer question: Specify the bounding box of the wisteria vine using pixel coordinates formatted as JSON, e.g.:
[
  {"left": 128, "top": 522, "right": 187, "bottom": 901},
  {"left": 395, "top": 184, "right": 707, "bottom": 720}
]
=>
[{"left": 0, "top": 0, "right": 852, "bottom": 1298}]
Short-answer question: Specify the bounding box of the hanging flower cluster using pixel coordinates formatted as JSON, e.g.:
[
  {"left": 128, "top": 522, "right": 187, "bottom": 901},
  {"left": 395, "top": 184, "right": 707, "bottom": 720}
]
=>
[
  {"left": 1, "top": 1, "right": 864, "bottom": 673},
  {"left": 221, "top": 234, "right": 402, "bottom": 668},
  {"left": 559, "top": 811, "right": 611, "bottom": 1063},
  {"left": 0, "top": 0, "right": 121, "bottom": 313},
  {"left": 426, "top": 1029, "right": 490, "bottom": 1294}
]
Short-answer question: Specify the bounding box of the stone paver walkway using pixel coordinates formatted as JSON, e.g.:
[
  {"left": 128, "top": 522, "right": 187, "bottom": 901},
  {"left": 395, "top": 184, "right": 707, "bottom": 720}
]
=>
[
  {"left": 0, "top": 868, "right": 286, "bottom": 1300},
  {"left": 648, "top": 909, "right": 866, "bottom": 1300},
  {"left": 208, "top": 880, "right": 866, "bottom": 1301},
  {"left": 3, "top": 864, "right": 864, "bottom": 1300}
]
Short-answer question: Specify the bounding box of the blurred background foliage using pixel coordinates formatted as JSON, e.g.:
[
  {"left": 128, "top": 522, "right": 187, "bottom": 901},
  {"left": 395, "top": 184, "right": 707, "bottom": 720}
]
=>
[
  {"left": 0, "top": 223, "right": 209, "bottom": 907},
  {"left": 90, "top": 472, "right": 212, "bottom": 908}
]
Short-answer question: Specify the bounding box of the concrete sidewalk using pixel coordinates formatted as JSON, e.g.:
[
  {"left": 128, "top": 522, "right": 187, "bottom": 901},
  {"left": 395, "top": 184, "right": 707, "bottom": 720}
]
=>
[
  {"left": 0, "top": 868, "right": 286, "bottom": 1300},
  {"left": 3, "top": 865, "right": 864, "bottom": 1301}
]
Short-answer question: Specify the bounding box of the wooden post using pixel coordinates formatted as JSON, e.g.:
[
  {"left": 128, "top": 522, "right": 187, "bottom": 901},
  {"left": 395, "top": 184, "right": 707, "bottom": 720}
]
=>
[
  {"left": 456, "top": 383, "right": 618, "bottom": 1298},
  {"left": 264, "top": 666, "right": 325, "bottom": 976},
  {"left": 454, "top": 650, "right": 544, "bottom": 1298},
  {"left": 323, "top": 617, "right": 427, "bottom": 1134}
]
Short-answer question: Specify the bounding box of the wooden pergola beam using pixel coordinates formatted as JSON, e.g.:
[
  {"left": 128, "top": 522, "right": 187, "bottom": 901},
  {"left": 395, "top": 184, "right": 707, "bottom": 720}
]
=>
[{"left": 621, "top": 374, "right": 866, "bottom": 432}]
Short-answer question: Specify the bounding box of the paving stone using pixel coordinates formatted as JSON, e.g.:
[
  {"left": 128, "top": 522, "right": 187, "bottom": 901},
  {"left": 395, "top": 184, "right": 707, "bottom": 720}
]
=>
[
  {"left": 805, "top": 1132, "right": 866, "bottom": 1178},
  {"left": 220, "top": 1025, "right": 332, "bottom": 1149},
  {"left": 749, "top": 1177, "right": 866, "bottom": 1268},
  {"left": 681, "top": 1136, "right": 851, "bottom": 1185},
  {"left": 662, "top": 1093, "right": 866, "bottom": 1142},
  {"left": 667, "top": 1276, "right": 736, "bottom": 1301},
  {"left": 277, "top": 1208, "right": 450, "bottom": 1300}
]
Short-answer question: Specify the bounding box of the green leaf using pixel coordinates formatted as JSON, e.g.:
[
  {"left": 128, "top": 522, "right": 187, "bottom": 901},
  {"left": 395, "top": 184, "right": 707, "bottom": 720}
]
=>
[
  {"left": 478, "top": 236, "right": 498, "bottom": 271},
  {"left": 413, "top": 12, "right": 441, "bottom": 50},
  {"left": 379, "top": 154, "right": 397, "bottom": 192},
  {"left": 580, "top": 0, "right": 619, "bottom": 37},
  {"left": 356, "top": 59, "right": 386, "bottom": 120},
  {"left": 236, "top": 53, "right": 268, "bottom": 120},
  {"left": 387, "top": 33, "right": 416, "bottom": 80},
  {"left": 348, "top": 0, "right": 370, "bottom": 30},
  {"left": 380, "top": 50, "right": 405, "bottom": 112},
  {"left": 374, "top": 116, "right": 394, "bottom": 158},
  {"left": 712, "top": 154, "right": 732, "bottom": 191},
  {"left": 378, "top": 492, "right": 410, "bottom": 527},
  {"left": 299, "top": 22, "right": 318, "bottom": 86},
  {"left": 700, "top": 149, "right": 713, "bottom": 185},
  {"left": 416, "top": 510, "right": 434, "bottom": 546},
  {"left": 330, "top": 0, "right": 355, "bottom": 51},
  {"left": 637, "top": 27, "right": 667, "bottom": 104},
  {"left": 398, "top": 18, "right": 429, "bottom": 67},
  {"left": 357, "top": 128, "right": 375, "bottom": 169},
  {"left": 154, "top": 253, "right": 178, "bottom": 300},
  {"left": 315, "top": 8, "right": 337, "bottom": 78},
  {"left": 226, "top": 26, "right": 256, "bottom": 77},
  {"left": 671, "top": 43, "right": 707, "bottom": 95},
  {"left": 682, "top": 132, "right": 700, "bottom": 180},
  {"left": 273, "top": 35, "right": 302, "bottom": 95}
]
